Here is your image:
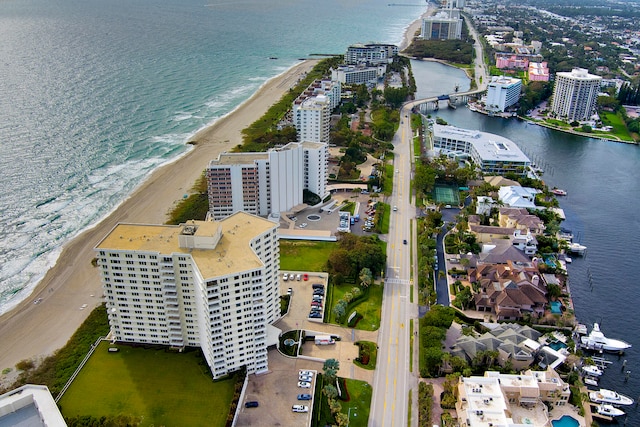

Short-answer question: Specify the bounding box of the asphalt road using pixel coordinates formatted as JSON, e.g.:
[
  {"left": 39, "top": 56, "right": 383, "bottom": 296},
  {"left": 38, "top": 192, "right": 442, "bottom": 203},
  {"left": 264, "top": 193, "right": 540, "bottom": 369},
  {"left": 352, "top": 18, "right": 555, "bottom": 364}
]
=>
[{"left": 369, "top": 108, "right": 414, "bottom": 427}]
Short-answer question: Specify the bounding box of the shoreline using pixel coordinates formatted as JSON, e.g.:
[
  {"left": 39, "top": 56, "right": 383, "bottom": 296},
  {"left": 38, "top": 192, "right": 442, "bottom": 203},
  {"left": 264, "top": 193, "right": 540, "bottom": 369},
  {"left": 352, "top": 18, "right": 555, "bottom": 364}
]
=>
[
  {"left": 0, "top": 59, "right": 319, "bottom": 373},
  {"left": 0, "top": 4, "right": 433, "bottom": 374}
]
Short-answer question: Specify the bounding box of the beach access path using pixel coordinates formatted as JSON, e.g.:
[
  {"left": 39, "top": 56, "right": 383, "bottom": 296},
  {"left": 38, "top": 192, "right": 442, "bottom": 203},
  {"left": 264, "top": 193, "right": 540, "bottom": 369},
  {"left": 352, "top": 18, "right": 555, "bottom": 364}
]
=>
[{"left": 0, "top": 59, "right": 318, "bottom": 374}]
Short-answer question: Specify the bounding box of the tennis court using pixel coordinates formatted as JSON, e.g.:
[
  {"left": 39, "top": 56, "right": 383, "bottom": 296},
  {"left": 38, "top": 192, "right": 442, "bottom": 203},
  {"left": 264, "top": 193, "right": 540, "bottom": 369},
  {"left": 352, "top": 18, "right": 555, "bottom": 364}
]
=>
[{"left": 433, "top": 184, "right": 460, "bottom": 205}]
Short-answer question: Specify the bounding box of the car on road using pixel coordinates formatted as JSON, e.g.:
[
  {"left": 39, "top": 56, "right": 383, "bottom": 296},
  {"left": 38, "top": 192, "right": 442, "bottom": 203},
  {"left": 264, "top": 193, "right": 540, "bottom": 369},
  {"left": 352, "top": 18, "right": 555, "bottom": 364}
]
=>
[
  {"left": 292, "top": 405, "right": 309, "bottom": 413},
  {"left": 299, "top": 370, "right": 313, "bottom": 376},
  {"left": 245, "top": 401, "right": 259, "bottom": 408},
  {"left": 403, "top": 239, "right": 407, "bottom": 245},
  {"left": 298, "top": 381, "right": 311, "bottom": 388},
  {"left": 297, "top": 393, "right": 312, "bottom": 400},
  {"left": 287, "top": 288, "right": 293, "bottom": 295},
  {"left": 393, "top": 206, "right": 398, "bottom": 211}
]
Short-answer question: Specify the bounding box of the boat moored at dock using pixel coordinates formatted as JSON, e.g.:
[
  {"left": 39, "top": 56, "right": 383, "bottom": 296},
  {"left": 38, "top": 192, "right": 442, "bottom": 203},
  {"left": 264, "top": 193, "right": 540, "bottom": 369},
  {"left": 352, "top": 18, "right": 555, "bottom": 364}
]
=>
[
  {"left": 580, "top": 323, "right": 632, "bottom": 352},
  {"left": 589, "top": 389, "right": 634, "bottom": 406}
]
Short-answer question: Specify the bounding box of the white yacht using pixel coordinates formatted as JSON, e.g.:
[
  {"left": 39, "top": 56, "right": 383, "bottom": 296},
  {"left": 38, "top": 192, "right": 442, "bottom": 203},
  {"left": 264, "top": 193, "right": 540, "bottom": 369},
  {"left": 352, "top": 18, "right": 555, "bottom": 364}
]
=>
[
  {"left": 581, "top": 323, "right": 632, "bottom": 352},
  {"left": 597, "top": 404, "right": 626, "bottom": 417},
  {"left": 582, "top": 365, "right": 603, "bottom": 377},
  {"left": 589, "top": 389, "right": 634, "bottom": 406}
]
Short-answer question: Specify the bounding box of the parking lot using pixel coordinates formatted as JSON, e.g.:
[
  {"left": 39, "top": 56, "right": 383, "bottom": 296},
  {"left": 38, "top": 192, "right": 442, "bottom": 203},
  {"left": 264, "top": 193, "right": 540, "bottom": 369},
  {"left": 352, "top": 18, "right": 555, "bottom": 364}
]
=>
[
  {"left": 236, "top": 353, "right": 319, "bottom": 426},
  {"left": 277, "top": 192, "right": 378, "bottom": 237},
  {"left": 238, "top": 272, "right": 378, "bottom": 425}
]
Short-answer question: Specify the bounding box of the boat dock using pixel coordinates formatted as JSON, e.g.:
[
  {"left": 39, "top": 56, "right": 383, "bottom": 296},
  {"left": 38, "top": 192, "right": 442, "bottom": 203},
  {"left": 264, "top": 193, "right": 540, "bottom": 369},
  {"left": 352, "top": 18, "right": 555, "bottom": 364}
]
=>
[{"left": 589, "top": 403, "right": 615, "bottom": 422}]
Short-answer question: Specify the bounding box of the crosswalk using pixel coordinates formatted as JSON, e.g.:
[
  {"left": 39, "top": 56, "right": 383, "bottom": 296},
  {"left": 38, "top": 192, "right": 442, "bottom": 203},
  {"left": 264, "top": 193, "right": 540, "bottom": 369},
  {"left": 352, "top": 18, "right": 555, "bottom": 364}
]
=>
[{"left": 384, "top": 278, "right": 411, "bottom": 285}]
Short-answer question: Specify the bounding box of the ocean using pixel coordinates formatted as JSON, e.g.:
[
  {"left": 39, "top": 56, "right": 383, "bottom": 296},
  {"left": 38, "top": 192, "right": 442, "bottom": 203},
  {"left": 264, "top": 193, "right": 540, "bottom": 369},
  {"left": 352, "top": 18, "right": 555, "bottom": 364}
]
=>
[{"left": 0, "top": 0, "right": 425, "bottom": 314}]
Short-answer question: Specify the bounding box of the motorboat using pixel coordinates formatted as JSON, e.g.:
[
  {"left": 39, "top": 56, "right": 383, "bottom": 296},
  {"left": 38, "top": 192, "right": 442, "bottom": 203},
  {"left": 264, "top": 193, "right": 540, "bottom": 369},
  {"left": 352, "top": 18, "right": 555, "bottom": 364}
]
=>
[
  {"left": 582, "top": 365, "right": 603, "bottom": 377},
  {"left": 568, "top": 242, "right": 587, "bottom": 255},
  {"left": 589, "top": 389, "right": 634, "bottom": 406},
  {"left": 597, "top": 404, "right": 626, "bottom": 417},
  {"left": 581, "top": 323, "right": 632, "bottom": 352},
  {"left": 584, "top": 377, "right": 598, "bottom": 387},
  {"left": 551, "top": 188, "right": 567, "bottom": 196}
]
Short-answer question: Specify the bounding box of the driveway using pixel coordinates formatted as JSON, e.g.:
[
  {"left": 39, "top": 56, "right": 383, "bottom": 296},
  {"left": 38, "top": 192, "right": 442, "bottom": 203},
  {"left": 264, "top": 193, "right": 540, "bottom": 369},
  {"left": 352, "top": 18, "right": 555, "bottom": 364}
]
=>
[{"left": 275, "top": 271, "right": 378, "bottom": 383}]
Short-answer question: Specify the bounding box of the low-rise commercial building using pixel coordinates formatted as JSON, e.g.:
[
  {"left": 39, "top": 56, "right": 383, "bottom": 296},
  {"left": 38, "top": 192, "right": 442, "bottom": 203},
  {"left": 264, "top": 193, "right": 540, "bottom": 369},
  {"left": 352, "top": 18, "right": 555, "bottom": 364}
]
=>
[
  {"left": 330, "top": 64, "right": 386, "bottom": 85},
  {"left": 431, "top": 124, "right": 531, "bottom": 176},
  {"left": 345, "top": 43, "right": 398, "bottom": 65}
]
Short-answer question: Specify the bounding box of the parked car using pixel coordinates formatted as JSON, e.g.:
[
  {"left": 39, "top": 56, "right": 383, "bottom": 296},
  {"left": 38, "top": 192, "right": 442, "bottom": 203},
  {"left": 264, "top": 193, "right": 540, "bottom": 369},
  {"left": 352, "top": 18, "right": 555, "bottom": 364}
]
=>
[
  {"left": 299, "top": 370, "right": 314, "bottom": 376},
  {"left": 296, "top": 273, "right": 302, "bottom": 281},
  {"left": 297, "top": 393, "right": 312, "bottom": 400},
  {"left": 313, "top": 290, "right": 324, "bottom": 296},
  {"left": 245, "top": 401, "right": 259, "bottom": 408},
  {"left": 298, "top": 381, "right": 311, "bottom": 388},
  {"left": 299, "top": 375, "right": 312, "bottom": 382},
  {"left": 292, "top": 405, "right": 309, "bottom": 413},
  {"left": 309, "top": 312, "right": 322, "bottom": 318},
  {"left": 303, "top": 273, "right": 308, "bottom": 281},
  {"left": 283, "top": 273, "right": 288, "bottom": 281},
  {"left": 287, "top": 287, "right": 293, "bottom": 295},
  {"left": 311, "top": 302, "right": 322, "bottom": 307},
  {"left": 312, "top": 284, "right": 323, "bottom": 289}
]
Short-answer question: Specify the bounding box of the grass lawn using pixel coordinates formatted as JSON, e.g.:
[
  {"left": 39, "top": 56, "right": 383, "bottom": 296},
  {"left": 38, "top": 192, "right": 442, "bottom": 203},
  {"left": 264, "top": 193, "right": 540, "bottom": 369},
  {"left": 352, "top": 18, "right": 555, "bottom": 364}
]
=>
[
  {"left": 340, "top": 378, "right": 373, "bottom": 427},
  {"left": 279, "top": 240, "right": 335, "bottom": 271},
  {"left": 327, "top": 283, "right": 383, "bottom": 331},
  {"left": 383, "top": 164, "right": 394, "bottom": 196},
  {"left": 600, "top": 111, "right": 633, "bottom": 141},
  {"left": 377, "top": 203, "right": 390, "bottom": 235},
  {"left": 58, "top": 341, "right": 235, "bottom": 427}
]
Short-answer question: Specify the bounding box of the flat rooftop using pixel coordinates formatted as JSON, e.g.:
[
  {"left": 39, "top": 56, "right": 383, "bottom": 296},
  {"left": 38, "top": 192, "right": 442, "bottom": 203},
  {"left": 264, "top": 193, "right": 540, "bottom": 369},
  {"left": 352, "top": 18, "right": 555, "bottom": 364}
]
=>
[
  {"left": 0, "top": 385, "right": 66, "bottom": 427},
  {"left": 434, "top": 124, "right": 530, "bottom": 164},
  {"left": 95, "top": 212, "right": 277, "bottom": 278},
  {"left": 209, "top": 151, "right": 268, "bottom": 167}
]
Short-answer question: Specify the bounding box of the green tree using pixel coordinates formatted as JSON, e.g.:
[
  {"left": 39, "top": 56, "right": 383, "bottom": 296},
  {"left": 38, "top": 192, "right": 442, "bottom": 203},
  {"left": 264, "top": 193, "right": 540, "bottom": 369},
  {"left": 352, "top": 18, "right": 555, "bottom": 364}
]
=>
[
  {"left": 323, "top": 384, "right": 339, "bottom": 399},
  {"left": 323, "top": 358, "right": 340, "bottom": 383}
]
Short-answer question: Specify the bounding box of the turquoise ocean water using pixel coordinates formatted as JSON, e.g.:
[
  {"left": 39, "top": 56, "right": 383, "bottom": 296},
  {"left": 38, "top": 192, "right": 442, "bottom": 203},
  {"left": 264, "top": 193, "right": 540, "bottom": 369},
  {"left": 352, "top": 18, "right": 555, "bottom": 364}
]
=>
[{"left": 0, "top": 0, "right": 426, "bottom": 313}]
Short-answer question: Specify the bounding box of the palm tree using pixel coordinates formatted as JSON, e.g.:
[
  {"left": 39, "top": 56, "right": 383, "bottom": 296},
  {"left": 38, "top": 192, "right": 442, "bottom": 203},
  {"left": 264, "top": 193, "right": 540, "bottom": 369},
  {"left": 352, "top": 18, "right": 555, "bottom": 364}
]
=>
[{"left": 359, "top": 267, "right": 373, "bottom": 288}]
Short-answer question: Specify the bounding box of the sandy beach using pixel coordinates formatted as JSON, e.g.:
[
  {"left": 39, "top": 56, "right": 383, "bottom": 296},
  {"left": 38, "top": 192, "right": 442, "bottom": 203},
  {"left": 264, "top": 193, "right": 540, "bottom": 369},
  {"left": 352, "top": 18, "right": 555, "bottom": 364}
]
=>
[
  {"left": 0, "top": 59, "right": 318, "bottom": 374},
  {"left": 0, "top": 4, "right": 433, "bottom": 378}
]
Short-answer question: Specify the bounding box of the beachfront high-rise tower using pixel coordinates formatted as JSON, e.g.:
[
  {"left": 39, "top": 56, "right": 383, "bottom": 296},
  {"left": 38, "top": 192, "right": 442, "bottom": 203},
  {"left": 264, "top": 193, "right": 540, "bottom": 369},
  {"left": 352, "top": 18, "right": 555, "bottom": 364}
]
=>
[
  {"left": 95, "top": 212, "right": 281, "bottom": 379},
  {"left": 550, "top": 68, "right": 602, "bottom": 122},
  {"left": 206, "top": 141, "right": 328, "bottom": 220}
]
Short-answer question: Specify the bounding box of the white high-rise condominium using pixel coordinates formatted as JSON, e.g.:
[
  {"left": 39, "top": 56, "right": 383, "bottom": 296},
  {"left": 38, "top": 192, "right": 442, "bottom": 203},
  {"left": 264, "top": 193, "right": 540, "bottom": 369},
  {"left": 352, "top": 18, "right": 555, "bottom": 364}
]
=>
[
  {"left": 485, "top": 76, "right": 522, "bottom": 112},
  {"left": 293, "top": 94, "right": 330, "bottom": 144},
  {"left": 206, "top": 142, "right": 328, "bottom": 220},
  {"left": 95, "top": 212, "right": 281, "bottom": 379},
  {"left": 550, "top": 68, "right": 602, "bottom": 122}
]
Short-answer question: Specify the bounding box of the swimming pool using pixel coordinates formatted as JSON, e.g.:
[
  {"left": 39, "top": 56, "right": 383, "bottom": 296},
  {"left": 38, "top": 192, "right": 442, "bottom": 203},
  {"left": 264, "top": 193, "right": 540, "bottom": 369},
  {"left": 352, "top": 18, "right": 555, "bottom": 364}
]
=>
[
  {"left": 548, "top": 340, "right": 567, "bottom": 351},
  {"left": 551, "top": 415, "right": 580, "bottom": 427},
  {"left": 550, "top": 301, "right": 562, "bottom": 314}
]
